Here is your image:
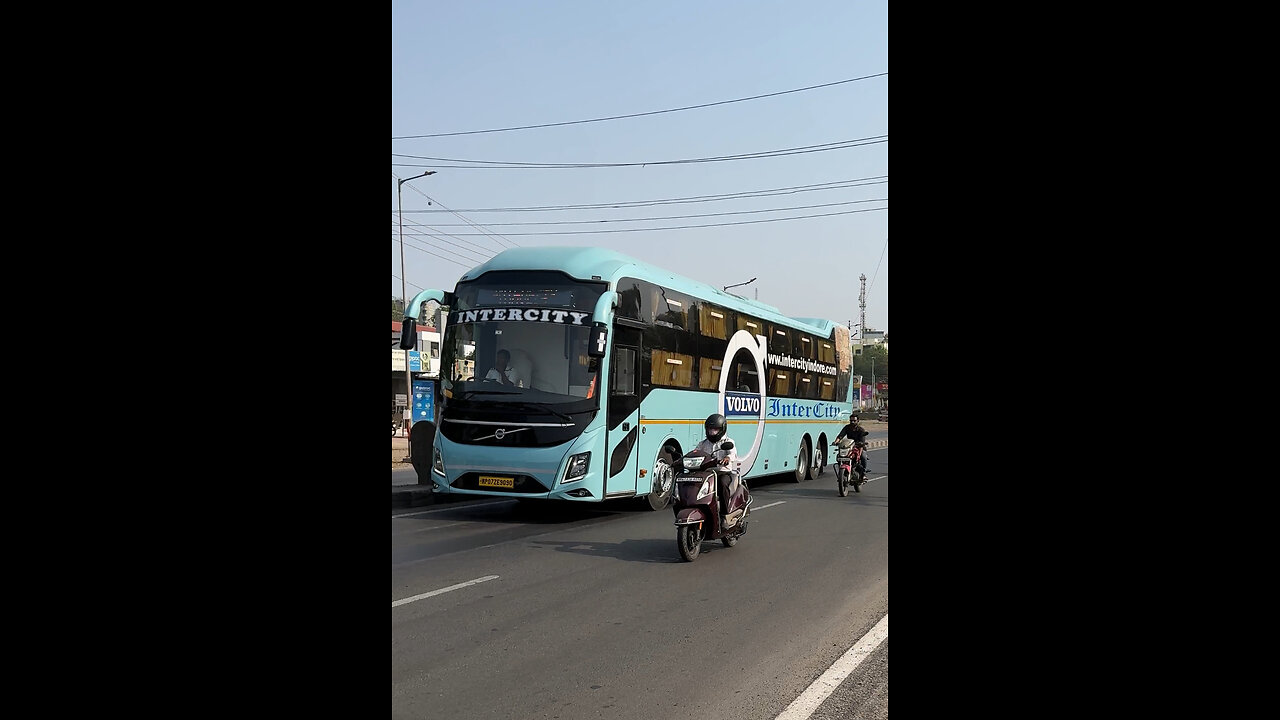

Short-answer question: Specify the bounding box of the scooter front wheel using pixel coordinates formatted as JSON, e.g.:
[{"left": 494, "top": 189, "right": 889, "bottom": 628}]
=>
[
  {"left": 837, "top": 467, "right": 848, "bottom": 497},
  {"left": 677, "top": 523, "right": 704, "bottom": 562}
]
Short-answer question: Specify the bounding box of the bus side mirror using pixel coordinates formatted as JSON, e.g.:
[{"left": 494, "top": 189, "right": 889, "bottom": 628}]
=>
[
  {"left": 588, "top": 324, "right": 608, "bottom": 358},
  {"left": 399, "top": 318, "right": 417, "bottom": 350}
]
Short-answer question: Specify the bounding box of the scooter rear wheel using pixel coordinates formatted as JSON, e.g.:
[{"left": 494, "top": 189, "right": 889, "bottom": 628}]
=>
[{"left": 677, "top": 523, "right": 703, "bottom": 562}]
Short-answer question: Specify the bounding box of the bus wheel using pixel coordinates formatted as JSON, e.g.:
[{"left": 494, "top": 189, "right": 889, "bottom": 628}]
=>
[
  {"left": 793, "top": 440, "right": 809, "bottom": 483},
  {"left": 646, "top": 447, "right": 677, "bottom": 511},
  {"left": 815, "top": 440, "right": 827, "bottom": 477}
]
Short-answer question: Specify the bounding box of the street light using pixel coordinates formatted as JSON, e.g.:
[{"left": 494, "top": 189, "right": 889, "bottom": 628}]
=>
[
  {"left": 398, "top": 170, "right": 436, "bottom": 457},
  {"left": 871, "top": 356, "right": 876, "bottom": 411}
]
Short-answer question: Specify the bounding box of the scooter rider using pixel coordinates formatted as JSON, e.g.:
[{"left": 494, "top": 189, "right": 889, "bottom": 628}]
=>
[
  {"left": 833, "top": 414, "right": 869, "bottom": 477},
  {"left": 693, "top": 413, "right": 738, "bottom": 519}
]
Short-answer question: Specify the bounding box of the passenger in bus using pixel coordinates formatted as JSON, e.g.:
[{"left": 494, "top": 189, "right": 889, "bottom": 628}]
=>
[
  {"left": 484, "top": 349, "right": 521, "bottom": 386},
  {"left": 693, "top": 413, "right": 739, "bottom": 519}
]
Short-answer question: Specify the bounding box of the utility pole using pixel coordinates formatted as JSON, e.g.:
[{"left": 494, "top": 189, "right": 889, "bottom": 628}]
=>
[
  {"left": 858, "top": 273, "right": 867, "bottom": 352},
  {"left": 871, "top": 356, "right": 877, "bottom": 410},
  {"left": 397, "top": 170, "right": 436, "bottom": 458}
]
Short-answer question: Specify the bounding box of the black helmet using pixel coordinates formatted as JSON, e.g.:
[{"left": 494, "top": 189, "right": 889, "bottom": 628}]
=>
[{"left": 704, "top": 413, "right": 727, "bottom": 442}]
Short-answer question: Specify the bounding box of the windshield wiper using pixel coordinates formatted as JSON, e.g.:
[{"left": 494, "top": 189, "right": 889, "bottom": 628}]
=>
[
  {"left": 456, "top": 389, "right": 521, "bottom": 400},
  {"left": 509, "top": 402, "right": 574, "bottom": 424}
]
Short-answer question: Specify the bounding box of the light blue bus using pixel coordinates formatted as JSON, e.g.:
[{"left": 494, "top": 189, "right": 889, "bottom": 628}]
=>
[{"left": 398, "top": 247, "right": 855, "bottom": 510}]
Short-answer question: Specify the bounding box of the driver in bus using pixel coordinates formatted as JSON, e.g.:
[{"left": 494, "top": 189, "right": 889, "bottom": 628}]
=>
[
  {"left": 692, "top": 413, "right": 738, "bottom": 519},
  {"left": 485, "top": 349, "right": 520, "bottom": 386}
]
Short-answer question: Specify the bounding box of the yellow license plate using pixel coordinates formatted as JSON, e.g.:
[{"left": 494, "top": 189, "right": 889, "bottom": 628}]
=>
[{"left": 478, "top": 475, "right": 515, "bottom": 489}]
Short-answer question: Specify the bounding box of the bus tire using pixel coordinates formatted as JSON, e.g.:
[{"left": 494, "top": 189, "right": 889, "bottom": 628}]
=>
[
  {"left": 793, "top": 439, "right": 809, "bottom": 483},
  {"left": 815, "top": 438, "right": 828, "bottom": 477},
  {"left": 646, "top": 446, "right": 678, "bottom": 511}
]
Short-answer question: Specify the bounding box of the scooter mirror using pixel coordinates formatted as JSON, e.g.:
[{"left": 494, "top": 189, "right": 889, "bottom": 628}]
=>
[{"left": 720, "top": 440, "right": 734, "bottom": 450}]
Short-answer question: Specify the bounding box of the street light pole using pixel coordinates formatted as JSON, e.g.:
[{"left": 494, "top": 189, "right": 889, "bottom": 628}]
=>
[
  {"left": 397, "top": 170, "right": 436, "bottom": 456},
  {"left": 871, "top": 356, "right": 876, "bottom": 410}
]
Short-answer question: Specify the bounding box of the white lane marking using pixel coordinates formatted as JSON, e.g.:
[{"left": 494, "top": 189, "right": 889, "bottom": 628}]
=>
[
  {"left": 409, "top": 522, "right": 467, "bottom": 533},
  {"left": 774, "top": 614, "right": 889, "bottom": 720},
  {"left": 751, "top": 500, "right": 787, "bottom": 511},
  {"left": 392, "top": 575, "right": 499, "bottom": 608},
  {"left": 863, "top": 475, "right": 886, "bottom": 483},
  {"left": 392, "top": 500, "right": 515, "bottom": 518}
]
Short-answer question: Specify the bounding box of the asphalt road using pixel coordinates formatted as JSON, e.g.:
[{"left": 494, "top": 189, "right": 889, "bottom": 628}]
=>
[{"left": 392, "top": 447, "right": 889, "bottom": 719}]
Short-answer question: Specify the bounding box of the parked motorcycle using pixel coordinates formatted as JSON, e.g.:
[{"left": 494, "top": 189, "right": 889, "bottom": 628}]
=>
[
  {"left": 671, "top": 440, "right": 752, "bottom": 562},
  {"left": 834, "top": 438, "right": 867, "bottom": 496}
]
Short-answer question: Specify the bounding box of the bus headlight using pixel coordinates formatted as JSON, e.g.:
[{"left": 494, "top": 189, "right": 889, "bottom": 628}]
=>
[
  {"left": 432, "top": 445, "right": 445, "bottom": 477},
  {"left": 563, "top": 452, "right": 591, "bottom": 483}
]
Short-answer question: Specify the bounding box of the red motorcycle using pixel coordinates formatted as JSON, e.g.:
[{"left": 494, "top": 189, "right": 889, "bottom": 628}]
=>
[
  {"left": 834, "top": 439, "right": 867, "bottom": 496},
  {"left": 671, "top": 440, "right": 752, "bottom": 562}
]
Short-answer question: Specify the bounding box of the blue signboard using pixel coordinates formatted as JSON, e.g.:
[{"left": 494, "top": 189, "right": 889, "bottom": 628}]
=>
[
  {"left": 412, "top": 380, "right": 435, "bottom": 424},
  {"left": 408, "top": 351, "right": 422, "bottom": 372}
]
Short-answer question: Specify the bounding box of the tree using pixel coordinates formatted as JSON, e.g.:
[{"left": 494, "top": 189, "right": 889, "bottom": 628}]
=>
[
  {"left": 852, "top": 344, "right": 888, "bottom": 384},
  {"left": 392, "top": 296, "right": 405, "bottom": 322}
]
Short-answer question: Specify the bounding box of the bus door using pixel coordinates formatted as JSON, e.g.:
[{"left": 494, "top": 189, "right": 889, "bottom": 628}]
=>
[{"left": 603, "top": 326, "right": 642, "bottom": 498}]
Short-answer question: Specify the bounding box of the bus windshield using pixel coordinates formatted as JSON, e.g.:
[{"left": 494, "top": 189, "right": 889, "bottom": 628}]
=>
[
  {"left": 442, "top": 320, "right": 600, "bottom": 404},
  {"left": 441, "top": 272, "right": 607, "bottom": 406}
]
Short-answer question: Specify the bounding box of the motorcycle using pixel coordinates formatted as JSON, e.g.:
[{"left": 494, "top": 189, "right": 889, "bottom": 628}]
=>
[
  {"left": 671, "top": 440, "right": 752, "bottom": 562},
  {"left": 834, "top": 438, "right": 867, "bottom": 496}
]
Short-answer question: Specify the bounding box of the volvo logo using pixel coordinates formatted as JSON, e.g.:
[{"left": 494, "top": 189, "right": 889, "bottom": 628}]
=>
[
  {"left": 724, "top": 392, "right": 761, "bottom": 416},
  {"left": 495, "top": 428, "right": 506, "bottom": 440}
]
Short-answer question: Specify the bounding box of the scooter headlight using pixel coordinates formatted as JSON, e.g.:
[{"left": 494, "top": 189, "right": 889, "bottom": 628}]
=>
[{"left": 696, "top": 477, "right": 714, "bottom": 500}]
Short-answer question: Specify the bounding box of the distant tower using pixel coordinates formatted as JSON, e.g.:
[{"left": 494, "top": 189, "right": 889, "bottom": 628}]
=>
[{"left": 858, "top": 274, "right": 867, "bottom": 346}]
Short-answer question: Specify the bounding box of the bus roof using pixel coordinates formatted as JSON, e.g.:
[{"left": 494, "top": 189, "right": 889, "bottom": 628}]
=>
[{"left": 457, "top": 246, "right": 841, "bottom": 338}]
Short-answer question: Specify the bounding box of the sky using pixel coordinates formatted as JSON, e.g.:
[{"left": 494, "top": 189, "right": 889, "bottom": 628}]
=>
[{"left": 392, "top": 0, "right": 887, "bottom": 338}]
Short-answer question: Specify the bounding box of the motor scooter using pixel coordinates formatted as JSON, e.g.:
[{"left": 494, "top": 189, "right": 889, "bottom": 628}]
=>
[
  {"left": 834, "top": 438, "right": 867, "bottom": 496},
  {"left": 671, "top": 440, "right": 752, "bottom": 562}
]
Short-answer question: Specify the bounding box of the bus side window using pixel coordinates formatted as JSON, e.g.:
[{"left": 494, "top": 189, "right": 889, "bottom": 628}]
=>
[
  {"left": 612, "top": 348, "right": 637, "bottom": 396},
  {"left": 771, "top": 369, "right": 793, "bottom": 397}
]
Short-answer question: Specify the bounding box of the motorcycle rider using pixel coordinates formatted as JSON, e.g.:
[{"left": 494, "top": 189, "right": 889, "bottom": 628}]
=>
[
  {"left": 833, "top": 414, "right": 869, "bottom": 477},
  {"left": 693, "top": 413, "right": 739, "bottom": 519}
]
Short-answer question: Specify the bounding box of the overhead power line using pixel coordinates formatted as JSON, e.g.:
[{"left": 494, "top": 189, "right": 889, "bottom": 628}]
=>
[
  {"left": 391, "top": 136, "right": 885, "bottom": 169},
  {"left": 393, "top": 236, "right": 482, "bottom": 269},
  {"left": 391, "top": 224, "right": 493, "bottom": 263},
  {"left": 392, "top": 273, "right": 426, "bottom": 293},
  {"left": 414, "top": 206, "right": 886, "bottom": 236},
  {"left": 413, "top": 198, "right": 887, "bottom": 227},
  {"left": 399, "top": 178, "right": 519, "bottom": 248},
  {"left": 391, "top": 73, "right": 887, "bottom": 140},
  {"left": 396, "top": 214, "right": 508, "bottom": 256},
  {"left": 398, "top": 176, "right": 888, "bottom": 214},
  {"left": 870, "top": 238, "right": 888, "bottom": 290}
]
